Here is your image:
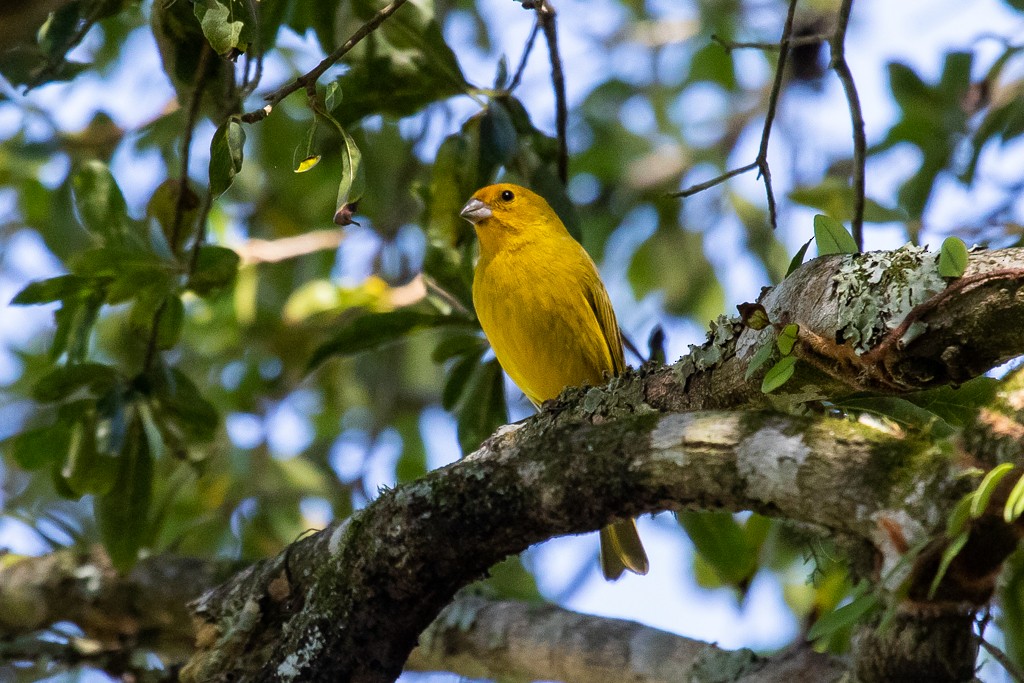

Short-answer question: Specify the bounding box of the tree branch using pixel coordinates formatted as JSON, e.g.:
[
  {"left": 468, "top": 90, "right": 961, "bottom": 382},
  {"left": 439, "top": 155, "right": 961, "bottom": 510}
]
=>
[
  {"left": 0, "top": 550, "right": 848, "bottom": 683},
  {"left": 536, "top": 0, "right": 568, "bottom": 184},
  {"left": 240, "top": 0, "right": 409, "bottom": 124},
  {"left": 407, "top": 592, "right": 847, "bottom": 683},
  {"left": 829, "top": 0, "right": 866, "bottom": 249},
  {"left": 672, "top": 0, "right": 799, "bottom": 229},
  {"left": 176, "top": 245, "right": 1024, "bottom": 681}
]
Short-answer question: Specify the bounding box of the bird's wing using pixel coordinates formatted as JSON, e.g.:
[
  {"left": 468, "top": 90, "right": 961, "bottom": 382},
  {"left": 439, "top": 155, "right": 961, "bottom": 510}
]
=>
[{"left": 584, "top": 275, "right": 626, "bottom": 375}]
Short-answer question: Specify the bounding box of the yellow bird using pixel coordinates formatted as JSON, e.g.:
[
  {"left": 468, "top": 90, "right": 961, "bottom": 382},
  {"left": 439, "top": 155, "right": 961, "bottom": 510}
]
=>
[{"left": 460, "top": 182, "right": 649, "bottom": 580}]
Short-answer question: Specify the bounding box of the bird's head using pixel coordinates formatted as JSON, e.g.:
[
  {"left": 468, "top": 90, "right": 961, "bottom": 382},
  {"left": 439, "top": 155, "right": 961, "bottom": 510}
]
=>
[{"left": 459, "top": 183, "right": 565, "bottom": 252}]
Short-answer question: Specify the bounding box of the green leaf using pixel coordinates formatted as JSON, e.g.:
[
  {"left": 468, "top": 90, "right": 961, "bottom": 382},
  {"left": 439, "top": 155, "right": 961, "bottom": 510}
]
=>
[
  {"left": 786, "top": 238, "right": 813, "bottom": 278},
  {"left": 309, "top": 309, "right": 469, "bottom": 370},
  {"left": 194, "top": 0, "right": 251, "bottom": 55},
  {"left": 937, "top": 236, "right": 969, "bottom": 278},
  {"left": 744, "top": 335, "right": 776, "bottom": 381},
  {"left": 813, "top": 214, "right": 858, "bottom": 255},
  {"left": 131, "top": 295, "right": 185, "bottom": 351},
  {"left": 1004, "top": 474, "right": 1024, "bottom": 523},
  {"left": 62, "top": 410, "right": 119, "bottom": 497},
  {"left": 11, "top": 275, "right": 94, "bottom": 306},
  {"left": 188, "top": 245, "right": 240, "bottom": 296},
  {"left": 71, "top": 161, "right": 130, "bottom": 242},
  {"left": 679, "top": 511, "right": 759, "bottom": 588},
  {"left": 971, "top": 463, "right": 1015, "bottom": 519},
  {"left": 432, "top": 333, "right": 485, "bottom": 364},
  {"left": 833, "top": 395, "right": 960, "bottom": 437},
  {"left": 328, "top": 5, "right": 467, "bottom": 126},
  {"left": 761, "top": 355, "right": 797, "bottom": 393},
  {"left": 146, "top": 179, "right": 199, "bottom": 253},
  {"left": 928, "top": 531, "right": 969, "bottom": 600},
  {"left": 7, "top": 423, "right": 70, "bottom": 470},
  {"left": 901, "top": 377, "right": 999, "bottom": 428},
  {"left": 455, "top": 358, "right": 507, "bottom": 453},
  {"left": 442, "top": 348, "right": 486, "bottom": 411},
  {"left": 52, "top": 287, "right": 105, "bottom": 362},
  {"left": 334, "top": 126, "right": 366, "bottom": 225},
  {"left": 777, "top": 324, "right": 799, "bottom": 356},
  {"left": 95, "top": 415, "right": 154, "bottom": 572},
  {"left": 32, "top": 363, "right": 120, "bottom": 402},
  {"left": 148, "top": 368, "right": 220, "bottom": 445},
  {"left": 807, "top": 591, "right": 881, "bottom": 642},
  {"left": 209, "top": 118, "right": 246, "bottom": 197},
  {"left": 947, "top": 493, "right": 974, "bottom": 537}
]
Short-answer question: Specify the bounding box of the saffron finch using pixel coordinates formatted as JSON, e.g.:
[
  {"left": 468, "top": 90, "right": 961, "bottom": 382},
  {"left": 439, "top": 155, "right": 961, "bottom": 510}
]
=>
[{"left": 460, "top": 182, "right": 649, "bottom": 580}]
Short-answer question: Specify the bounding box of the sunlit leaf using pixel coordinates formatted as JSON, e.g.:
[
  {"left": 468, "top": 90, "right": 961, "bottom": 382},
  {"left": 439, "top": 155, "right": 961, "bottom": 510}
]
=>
[
  {"left": 194, "top": 0, "right": 251, "bottom": 55},
  {"left": 813, "top": 214, "right": 858, "bottom": 255},
  {"left": 761, "top": 355, "right": 797, "bottom": 393},
  {"left": 71, "top": 160, "right": 131, "bottom": 242},
  {"left": 937, "top": 236, "right": 969, "bottom": 278}
]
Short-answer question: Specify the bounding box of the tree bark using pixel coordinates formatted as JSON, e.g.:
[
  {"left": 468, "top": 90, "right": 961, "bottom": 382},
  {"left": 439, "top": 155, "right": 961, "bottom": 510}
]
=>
[{"left": 176, "top": 246, "right": 1024, "bottom": 682}]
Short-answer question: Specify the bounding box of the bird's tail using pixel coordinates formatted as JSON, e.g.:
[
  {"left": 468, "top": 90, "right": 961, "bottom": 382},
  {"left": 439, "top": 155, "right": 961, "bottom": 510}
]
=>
[{"left": 599, "top": 518, "right": 649, "bottom": 580}]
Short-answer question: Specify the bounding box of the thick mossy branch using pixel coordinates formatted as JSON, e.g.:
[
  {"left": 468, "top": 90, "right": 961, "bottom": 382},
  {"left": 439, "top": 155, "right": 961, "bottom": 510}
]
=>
[
  {"left": 182, "top": 410, "right": 959, "bottom": 682},
  {"left": 179, "top": 246, "right": 1024, "bottom": 682},
  {"left": 641, "top": 246, "right": 1024, "bottom": 410}
]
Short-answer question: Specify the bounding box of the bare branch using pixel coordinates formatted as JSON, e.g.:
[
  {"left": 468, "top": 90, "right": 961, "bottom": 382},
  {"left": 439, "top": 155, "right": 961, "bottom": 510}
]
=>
[
  {"left": 753, "top": 0, "right": 799, "bottom": 230},
  {"left": 240, "top": 0, "right": 410, "bottom": 124},
  {"left": 671, "top": 0, "right": 799, "bottom": 226},
  {"left": 672, "top": 161, "right": 758, "bottom": 198},
  {"left": 829, "top": 0, "right": 867, "bottom": 249},
  {"left": 407, "top": 593, "right": 847, "bottom": 683},
  {"left": 537, "top": 0, "right": 569, "bottom": 184},
  {"left": 509, "top": 17, "right": 541, "bottom": 91}
]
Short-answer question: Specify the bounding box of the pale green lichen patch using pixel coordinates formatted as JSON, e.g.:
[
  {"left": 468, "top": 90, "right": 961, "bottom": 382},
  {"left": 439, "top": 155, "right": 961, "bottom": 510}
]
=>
[
  {"left": 674, "top": 315, "right": 742, "bottom": 381},
  {"left": 834, "top": 245, "right": 946, "bottom": 354},
  {"left": 277, "top": 623, "right": 325, "bottom": 681}
]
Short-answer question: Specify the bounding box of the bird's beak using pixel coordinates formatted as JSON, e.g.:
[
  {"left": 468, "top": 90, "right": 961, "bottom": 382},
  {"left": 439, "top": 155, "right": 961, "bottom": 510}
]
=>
[{"left": 460, "top": 197, "right": 492, "bottom": 224}]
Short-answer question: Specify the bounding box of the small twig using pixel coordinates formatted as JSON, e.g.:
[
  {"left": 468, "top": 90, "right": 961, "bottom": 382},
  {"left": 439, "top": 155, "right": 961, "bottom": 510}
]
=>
[
  {"left": 240, "top": 0, "right": 410, "bottom": 123},
  {"left": 672, "top": 161, "right": 758, "bottom": 198},
  {"left": 979, "top": 636, "right": 1024, "bottom": 683},
  {"left": 829, "top": 0, "right": 866, "bottom": 250},
  {"left": 671, "top": 0, "right": 798, "bottom": 228},
  {"left": 187, "top": 185, "right": 217, "bottom": 276},
  {"left": 712, "top": 33, "right": 830, "bottom": 52},
  {"left": 509, "top": 18, "right": 541, "bottom": 91},
  {"left": 168, "top": 46, "right": 212, "bottom": 253},
  {"left": 536, "top": 0, "right": 568, "bottom": 184},
  {"left": 753, "top": 0, "right": 799, "bottom": 231},
  {"left": 239, "top": 0, "right": 264, "bottom": 98}
]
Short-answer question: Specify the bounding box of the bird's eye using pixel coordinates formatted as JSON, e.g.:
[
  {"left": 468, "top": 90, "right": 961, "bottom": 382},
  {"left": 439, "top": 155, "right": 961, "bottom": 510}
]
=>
[{"left": 500, "top": 190, "right": 515, "bottom": 202}]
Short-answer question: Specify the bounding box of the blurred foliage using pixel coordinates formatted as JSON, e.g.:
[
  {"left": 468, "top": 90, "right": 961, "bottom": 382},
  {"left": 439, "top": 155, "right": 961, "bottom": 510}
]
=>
[{"left": 2, "top": 0, "right": 1024, "bottom": 679}]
